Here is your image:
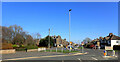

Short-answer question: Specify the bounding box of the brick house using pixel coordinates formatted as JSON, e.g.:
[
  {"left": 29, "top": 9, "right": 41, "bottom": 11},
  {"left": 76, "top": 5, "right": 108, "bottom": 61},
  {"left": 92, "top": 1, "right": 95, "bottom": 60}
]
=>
[{"left": 52, "top": 35, "right": 69, "bottom": 47}]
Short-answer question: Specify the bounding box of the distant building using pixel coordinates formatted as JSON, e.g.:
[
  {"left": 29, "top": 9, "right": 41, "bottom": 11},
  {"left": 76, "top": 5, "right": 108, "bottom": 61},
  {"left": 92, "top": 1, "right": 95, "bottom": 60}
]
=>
[{"left": 52, "top": 35, "right": 69, "bottom": 47}]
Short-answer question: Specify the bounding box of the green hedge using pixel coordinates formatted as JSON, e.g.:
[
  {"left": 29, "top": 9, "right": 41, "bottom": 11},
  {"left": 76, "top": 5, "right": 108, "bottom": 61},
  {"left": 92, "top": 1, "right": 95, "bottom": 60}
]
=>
[
  {"left": 12, "top": 45, "right": 19, "bottom": 48},
  {"left": 25, "top": 45, "right": 38, "bottom": 49},
  {"left": 15, "top": 45, "right": 38, "bottom": 51}
]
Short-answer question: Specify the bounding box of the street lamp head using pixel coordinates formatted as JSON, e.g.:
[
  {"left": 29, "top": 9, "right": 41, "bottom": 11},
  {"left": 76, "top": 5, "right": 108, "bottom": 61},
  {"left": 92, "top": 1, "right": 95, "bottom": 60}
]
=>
[{"left": 69, "top": 9, "right": 72, "bottom": 12}]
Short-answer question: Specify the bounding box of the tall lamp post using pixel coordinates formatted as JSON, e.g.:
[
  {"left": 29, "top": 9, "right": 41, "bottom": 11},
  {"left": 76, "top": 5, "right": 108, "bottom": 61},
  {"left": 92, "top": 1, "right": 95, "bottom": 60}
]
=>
[
  {"left": 48, "top": 28, "right": 50, "bottom": 49},
  {"left": 69, "top": 9, "right": 72, "bottom": 52}
]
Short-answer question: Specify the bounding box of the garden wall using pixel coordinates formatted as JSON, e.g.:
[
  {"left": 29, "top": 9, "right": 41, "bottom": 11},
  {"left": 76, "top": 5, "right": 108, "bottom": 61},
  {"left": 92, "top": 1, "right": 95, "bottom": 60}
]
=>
[{"left": 0, "top": 49, "right": 15, "bottom": 54}]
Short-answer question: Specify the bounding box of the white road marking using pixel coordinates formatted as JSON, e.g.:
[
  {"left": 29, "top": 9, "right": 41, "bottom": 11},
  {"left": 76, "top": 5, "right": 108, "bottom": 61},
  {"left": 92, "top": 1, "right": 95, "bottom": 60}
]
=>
[
  {"left": 77, "top": 58, "right": 81, "bottom": 61},
  {"left": 91, "top": 57, "right": 98, "bottom": 60}
]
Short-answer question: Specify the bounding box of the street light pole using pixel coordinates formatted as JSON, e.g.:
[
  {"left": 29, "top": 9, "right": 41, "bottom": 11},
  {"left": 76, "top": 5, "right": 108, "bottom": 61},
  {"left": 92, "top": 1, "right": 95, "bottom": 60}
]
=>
[
  {"left": 69, "top": 9, "right": 72, "bottom": 52},
  {"left": 49, "top": 28, "right": 50, "bottom": 49}
]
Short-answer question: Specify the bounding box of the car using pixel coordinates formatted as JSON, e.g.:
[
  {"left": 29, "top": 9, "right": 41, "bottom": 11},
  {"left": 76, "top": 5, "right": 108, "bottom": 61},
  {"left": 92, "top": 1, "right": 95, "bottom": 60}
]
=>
[
  {"left": 67, "top": 46, "right": 74, "bottom": 50},
  {"left": 89, "top": 44, "right": 95, "bottom": 48}
]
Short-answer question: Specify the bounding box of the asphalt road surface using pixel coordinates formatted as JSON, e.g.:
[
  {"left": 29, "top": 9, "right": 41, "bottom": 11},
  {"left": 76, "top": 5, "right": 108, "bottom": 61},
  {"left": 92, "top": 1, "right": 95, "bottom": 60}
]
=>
[{"left": 2, "top": 48, "right": 118, "bottom": 61}]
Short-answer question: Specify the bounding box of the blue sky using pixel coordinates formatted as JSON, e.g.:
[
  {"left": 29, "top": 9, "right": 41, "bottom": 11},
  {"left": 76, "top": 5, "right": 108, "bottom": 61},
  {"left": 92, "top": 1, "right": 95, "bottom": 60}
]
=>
[{"left": 2, "top": 2, "right": 118, "bottom": 43}]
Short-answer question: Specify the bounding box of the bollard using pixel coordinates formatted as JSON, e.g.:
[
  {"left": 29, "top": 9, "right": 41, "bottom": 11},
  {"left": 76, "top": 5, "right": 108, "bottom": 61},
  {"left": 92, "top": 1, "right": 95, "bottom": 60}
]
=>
[
  {"left": 56, "top": 47, "right": 57, "bottom": 52},
  {"left": 112, "top": 50, "right": 115, "bottom": 56},
  {"left": 45, "top": 48, "right": 46, "bottom": 52},
  {"left": 69, "top": 47, "right": 71, "bottom": 52},
  {"left": 104, "top": 50, "right": 106, "bottom": 57},
  {"left": 61, "top": 48, "right": 63, "bottom": 53}
]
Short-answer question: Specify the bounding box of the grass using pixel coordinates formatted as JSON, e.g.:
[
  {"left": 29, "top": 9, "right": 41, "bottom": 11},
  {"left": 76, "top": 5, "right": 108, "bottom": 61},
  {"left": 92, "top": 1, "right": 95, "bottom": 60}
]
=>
[
  {"left": 78, "top": 47, "right": 84, "bottom": 49},
  {"left": 40, "top": 50, "right": 79, "bottom": 53}
]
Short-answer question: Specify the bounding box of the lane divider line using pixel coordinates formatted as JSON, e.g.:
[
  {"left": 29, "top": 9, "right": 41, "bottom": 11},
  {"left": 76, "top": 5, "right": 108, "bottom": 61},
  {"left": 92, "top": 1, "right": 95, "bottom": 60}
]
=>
[
  {"left": 77, "top": 58, "right": 81, "bottom": 61},
  {"left": 91, "top": 57, "right": 98, "bottom": 60}
]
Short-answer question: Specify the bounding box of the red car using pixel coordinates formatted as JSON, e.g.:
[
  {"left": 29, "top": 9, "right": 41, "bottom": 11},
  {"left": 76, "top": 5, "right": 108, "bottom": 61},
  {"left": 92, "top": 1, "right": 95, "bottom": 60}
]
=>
[{"left": 89, "top": 44, "right": 95, "bottom": 48}]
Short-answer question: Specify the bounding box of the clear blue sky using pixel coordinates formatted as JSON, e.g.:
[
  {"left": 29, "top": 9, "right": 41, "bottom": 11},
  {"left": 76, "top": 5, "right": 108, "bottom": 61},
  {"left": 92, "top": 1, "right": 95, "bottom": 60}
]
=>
[{"left": 2, "top": 2, "right": 118, "bottom": 43}]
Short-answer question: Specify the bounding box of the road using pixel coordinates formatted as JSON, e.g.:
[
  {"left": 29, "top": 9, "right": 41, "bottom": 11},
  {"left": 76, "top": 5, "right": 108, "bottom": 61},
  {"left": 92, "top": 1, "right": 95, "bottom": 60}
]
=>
[{"left": 2, "top": 48, "right": 118, "bottom": 62}]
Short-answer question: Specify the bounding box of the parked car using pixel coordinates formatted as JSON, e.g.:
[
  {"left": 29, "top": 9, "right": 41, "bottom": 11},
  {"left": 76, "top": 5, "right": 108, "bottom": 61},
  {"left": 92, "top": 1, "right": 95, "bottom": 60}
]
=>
[
  {"left": 89, "top": 44, "right": 95, "bottom": 48},
  {"left": 67, "top": 46, "right": 74, "bottom": 50}
]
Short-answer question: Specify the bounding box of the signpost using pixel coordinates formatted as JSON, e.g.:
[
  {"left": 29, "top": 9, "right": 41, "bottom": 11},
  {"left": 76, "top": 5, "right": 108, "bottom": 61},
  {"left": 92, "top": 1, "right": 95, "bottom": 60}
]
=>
[
  {"left": 55, "top": 44, "right": 57, "bottom": 52},
  {"left": 81, "top": 42, "right": 84, "bottom": 53},
  {"left": 69, "top": 42, "right": 72, "bottom": 52},
  {"left": 105, "top": 46, "right": 116, "bottom": 57}
]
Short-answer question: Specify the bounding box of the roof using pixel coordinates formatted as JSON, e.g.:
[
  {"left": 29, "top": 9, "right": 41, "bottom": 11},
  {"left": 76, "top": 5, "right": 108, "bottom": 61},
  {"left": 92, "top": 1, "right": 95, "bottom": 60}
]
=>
[
  {"left": 104, "top": 37, "right": 110, "bottom": 40},
  {"left": 111, "top": 35, "right": 120, "bottom": 40},
  {"left": 99, "top": 37, "right": 103, "bottom": 40}
]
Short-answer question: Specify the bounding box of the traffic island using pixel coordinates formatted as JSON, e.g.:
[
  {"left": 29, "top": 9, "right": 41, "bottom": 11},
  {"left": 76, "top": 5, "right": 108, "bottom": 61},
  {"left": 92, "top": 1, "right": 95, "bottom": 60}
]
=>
[
  {"left": 40, "top": 50, "right": 81, "bottom": 53},
  {"left": 103, "top": 56, "right": 118, "bottom": 58}
]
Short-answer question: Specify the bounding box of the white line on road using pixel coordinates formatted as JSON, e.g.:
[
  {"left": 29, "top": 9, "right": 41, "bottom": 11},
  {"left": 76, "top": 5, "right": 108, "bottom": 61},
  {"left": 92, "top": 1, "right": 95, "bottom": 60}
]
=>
[
  {"left": 91, "top": 57, "right": 98, "bottom": 60},
  {"left": 77, "top": 58, "right": 81, "bottom": 61}
]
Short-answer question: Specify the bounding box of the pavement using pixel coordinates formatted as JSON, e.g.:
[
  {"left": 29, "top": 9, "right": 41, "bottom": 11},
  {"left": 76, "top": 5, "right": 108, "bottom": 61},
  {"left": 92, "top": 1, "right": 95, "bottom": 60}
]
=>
[{"left": 1, "top": 48, "right": 118, "bottom": 61}]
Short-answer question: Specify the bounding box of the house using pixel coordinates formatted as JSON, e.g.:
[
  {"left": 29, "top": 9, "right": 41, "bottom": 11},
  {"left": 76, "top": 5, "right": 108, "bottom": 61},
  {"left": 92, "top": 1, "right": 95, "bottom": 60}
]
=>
[
  {"left": 110, "top": 35, "right": 120, "bottom": 48},
  {"left": 52, "top": 35, "right": 69, "bottom": 47},
  {"left": 91, "top": 33, "right": 120, "bottom": 49}
]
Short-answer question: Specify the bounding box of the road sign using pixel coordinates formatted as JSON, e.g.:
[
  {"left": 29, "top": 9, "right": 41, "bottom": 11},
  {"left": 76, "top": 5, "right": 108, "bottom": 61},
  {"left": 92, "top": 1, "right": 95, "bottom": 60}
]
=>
[
  {"left": 70, "top": 42, "right": 72, "bottom": 44},
  {"left": 105, "top": 46, "right": 113, "bottom": 50}
]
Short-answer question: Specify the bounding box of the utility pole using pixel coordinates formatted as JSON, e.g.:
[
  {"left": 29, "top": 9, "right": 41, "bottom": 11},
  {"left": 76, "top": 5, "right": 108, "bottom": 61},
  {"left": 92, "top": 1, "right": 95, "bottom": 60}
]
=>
[
  {"left": 48, "top": 28, "right": 50, "bottom": 49},
  {"left": 69, "top": 9, "right": 72, "bottom": 52}
]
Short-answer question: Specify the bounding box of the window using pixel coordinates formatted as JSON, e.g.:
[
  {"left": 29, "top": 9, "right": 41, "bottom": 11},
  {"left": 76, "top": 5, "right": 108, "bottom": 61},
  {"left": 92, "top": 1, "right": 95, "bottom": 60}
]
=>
[
  {"left": 108, "top": 41, "right": 111, "bottom": 44},
  {"left": 101, "top": 41, "right": 103, "bottom": 43},
  {"left": 116, "top": 41, "right": 119, "bottom": 43},
  {"left": 104, "top": 41, "right": 106, "bottom": 43}
]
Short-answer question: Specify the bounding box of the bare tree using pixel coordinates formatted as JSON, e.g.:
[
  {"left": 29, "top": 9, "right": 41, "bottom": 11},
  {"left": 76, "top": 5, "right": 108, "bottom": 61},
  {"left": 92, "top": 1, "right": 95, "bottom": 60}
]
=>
[
  {"left": 36, "top": 33, "right": 41, "bottom": 39},
  {"left": 83, "top": 37, "right": 92, "bottom": 44}
]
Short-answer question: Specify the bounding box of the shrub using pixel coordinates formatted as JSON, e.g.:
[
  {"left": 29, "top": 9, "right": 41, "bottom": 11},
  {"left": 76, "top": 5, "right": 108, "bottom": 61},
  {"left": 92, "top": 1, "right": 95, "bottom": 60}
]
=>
[
  {"left": 2, "top": 43, "right": 13, "bottom": 49},
  {"left": 12, "top": 44, "right": 19, "bottom": 48},
  {"left": 25, "top": 45, "right": 38, "bottom": 49},
  {"left": 19, "top": 44, "right": 24, "bottom": 47}
]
